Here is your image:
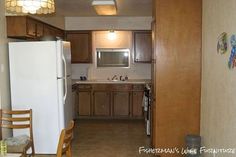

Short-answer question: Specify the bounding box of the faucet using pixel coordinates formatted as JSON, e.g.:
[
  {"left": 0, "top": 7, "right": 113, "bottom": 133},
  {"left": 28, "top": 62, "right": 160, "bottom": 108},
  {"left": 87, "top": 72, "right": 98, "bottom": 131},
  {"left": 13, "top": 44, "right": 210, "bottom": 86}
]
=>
[{"left": 111, "top": 75, "right": 118, "bottom": 81}]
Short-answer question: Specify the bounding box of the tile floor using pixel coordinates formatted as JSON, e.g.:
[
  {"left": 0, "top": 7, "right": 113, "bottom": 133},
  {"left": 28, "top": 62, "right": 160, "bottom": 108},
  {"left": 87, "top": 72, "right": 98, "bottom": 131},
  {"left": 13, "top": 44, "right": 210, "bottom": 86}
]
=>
[
  {"left": 72, "top": 119, "right": 155, "bottom": 157},
  {"left": 36, "top": 119, "right": 156, "bottom": 157}
]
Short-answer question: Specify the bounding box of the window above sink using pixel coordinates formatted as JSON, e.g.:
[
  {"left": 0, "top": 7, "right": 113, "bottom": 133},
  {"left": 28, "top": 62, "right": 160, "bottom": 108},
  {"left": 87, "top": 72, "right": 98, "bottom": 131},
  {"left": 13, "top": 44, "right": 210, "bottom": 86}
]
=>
[{"left": 96, "top": 48, "right": 130, "bottom": 68}]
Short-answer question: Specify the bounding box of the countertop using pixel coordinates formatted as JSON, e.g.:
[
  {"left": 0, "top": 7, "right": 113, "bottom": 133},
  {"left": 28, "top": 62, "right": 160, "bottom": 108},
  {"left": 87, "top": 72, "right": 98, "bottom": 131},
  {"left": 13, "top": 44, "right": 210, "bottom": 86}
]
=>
[{"left": 72, "top": 79, "right": 151, "bottom": 85}]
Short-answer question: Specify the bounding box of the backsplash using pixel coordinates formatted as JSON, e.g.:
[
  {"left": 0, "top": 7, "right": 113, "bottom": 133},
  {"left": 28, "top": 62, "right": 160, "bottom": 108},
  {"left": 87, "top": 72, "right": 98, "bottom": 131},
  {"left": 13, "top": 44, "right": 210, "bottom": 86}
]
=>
[
  {"left": 72, "top": 63, "right": 151, "bottom": 80},
  {"left": 71, "top": 31, "right": 151, "bottom": 80}
]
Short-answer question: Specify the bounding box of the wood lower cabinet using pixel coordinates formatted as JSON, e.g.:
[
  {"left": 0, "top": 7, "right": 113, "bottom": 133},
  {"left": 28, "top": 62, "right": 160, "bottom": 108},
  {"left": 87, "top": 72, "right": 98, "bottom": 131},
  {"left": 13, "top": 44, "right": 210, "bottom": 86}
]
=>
[
  {"left": 113, "top": 92, "right": 130, "bottom": 116},
  {"left": 76, "top": 84, "right": 145, "bottom": 119},
  {"left": 132, "top": 91, "right": 144, "bottom": 117},
  {"left": 94, "top": 92, "right": 110, "bottom": 116},
  {"left": 78, "top": 91, "right": 91, "bottom": 116}
]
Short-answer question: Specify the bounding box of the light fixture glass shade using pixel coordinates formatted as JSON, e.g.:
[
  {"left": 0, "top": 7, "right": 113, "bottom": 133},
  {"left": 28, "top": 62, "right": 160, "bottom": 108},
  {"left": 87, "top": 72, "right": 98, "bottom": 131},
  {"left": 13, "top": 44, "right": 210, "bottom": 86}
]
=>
[
  {"left": 92, "top": 0, "right": 117, "bottom": 15},
  {"left": 108, "top": 30, "right": 116, "bottom": 40},
  {"left": 5, "top": 0, "right": 55, "bottom": 14}
]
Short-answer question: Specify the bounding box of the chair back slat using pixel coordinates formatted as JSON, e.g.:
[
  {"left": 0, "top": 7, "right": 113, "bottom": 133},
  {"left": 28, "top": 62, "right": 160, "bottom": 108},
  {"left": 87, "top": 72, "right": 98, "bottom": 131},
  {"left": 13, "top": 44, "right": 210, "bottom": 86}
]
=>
[
  {"left": 2, "top": 110, "right": 31, "bottom": 114},
  {"left": 2, "top": 117, "right": 31, "bottom": 122},
  {"left": 1, "top": 124, "right": 31, "bottom": 129}
]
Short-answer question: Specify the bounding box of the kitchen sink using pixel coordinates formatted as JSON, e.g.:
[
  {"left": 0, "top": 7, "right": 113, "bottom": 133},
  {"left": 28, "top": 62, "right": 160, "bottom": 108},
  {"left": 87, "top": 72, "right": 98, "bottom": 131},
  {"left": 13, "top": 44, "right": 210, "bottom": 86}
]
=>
[{"left": 95, "top": 79, "right": 126, "bottom": 82}]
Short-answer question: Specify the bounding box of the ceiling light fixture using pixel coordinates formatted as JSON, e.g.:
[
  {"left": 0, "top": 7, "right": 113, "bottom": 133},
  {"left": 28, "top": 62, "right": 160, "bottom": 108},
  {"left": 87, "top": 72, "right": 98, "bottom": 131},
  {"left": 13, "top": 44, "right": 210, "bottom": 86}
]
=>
[
  {"left": 92, "top": 0, "right": 117, "bottom": 16},
  {"left": 107, "top": 30, "right": 116, "bottom": 40},
  {"left": 5, "top": 0, "right": 55, "bottom": 14}
]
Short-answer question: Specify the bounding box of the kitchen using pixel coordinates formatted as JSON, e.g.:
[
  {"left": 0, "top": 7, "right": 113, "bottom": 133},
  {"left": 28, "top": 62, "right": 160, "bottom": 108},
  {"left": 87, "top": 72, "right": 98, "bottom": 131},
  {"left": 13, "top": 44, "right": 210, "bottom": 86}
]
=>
[
  {"left": 2, "top": 0, "right": 235, "bottom": 157},
  {"left": 1, "top": 0, "right": 155, "bottom": 156}
]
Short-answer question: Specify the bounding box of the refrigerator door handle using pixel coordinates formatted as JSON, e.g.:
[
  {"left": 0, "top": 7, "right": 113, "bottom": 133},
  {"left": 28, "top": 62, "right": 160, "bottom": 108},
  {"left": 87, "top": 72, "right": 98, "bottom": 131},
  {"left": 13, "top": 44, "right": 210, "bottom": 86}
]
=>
[{"left": 62, "top": 53, "right": 67, "bottom": 103}]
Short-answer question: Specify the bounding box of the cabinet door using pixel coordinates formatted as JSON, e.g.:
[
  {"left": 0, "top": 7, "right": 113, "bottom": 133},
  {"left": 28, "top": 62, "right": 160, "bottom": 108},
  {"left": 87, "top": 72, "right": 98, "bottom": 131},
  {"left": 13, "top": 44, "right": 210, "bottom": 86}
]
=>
[
  {"left": 26, "top": 18, "right": 44, "bottom": 38},
  {"left": 94, "top": 92, "right": 110, "bottom": 116},
  {"left": 78, "top": 91, "right": 91, "bottom": 116},
  {"left": 132, "top": 91, "right": 144, "bottom": 117},
  {"left": 113, "top": 92, "right": 130, "bottom": 116},
  {"left": 43, "top": 25, "right": 55, "bottom": 37},
  {"left": 44, "top": 25, "right": 64, "bottom": 39},
  {"left": 36, "top": 22, "right": 44, "bottom": 38},
  {"left": 66, "top": 31, "right": 92, "bottom": 63},
  {"left": 133, "top": 31, "right": 152, "bottom": 63},
  {"left": 26, "top": 18, "right": 37, "bottom": 37}
]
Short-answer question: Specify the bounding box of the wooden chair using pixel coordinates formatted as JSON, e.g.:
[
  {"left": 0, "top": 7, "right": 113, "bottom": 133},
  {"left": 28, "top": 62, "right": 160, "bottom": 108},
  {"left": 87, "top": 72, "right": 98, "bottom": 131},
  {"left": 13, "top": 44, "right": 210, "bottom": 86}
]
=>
[
  {"left": 0, "top": 109, "right": 35, "bottom": 157},
  {"left": 56, "top": 120, "right": 75, "bottom": 157}
]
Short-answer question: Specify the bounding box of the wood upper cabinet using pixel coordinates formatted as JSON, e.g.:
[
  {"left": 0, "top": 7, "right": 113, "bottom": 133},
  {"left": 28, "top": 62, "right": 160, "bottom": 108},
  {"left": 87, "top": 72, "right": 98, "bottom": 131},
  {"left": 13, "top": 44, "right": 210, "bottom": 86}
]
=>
[
  {"left": 43, "top": 25, "right": 64, "bottom": 39},
  {"left": 7, "top": 16, "right": 43, "bottom": 39},
  {"left": 26, "top": 17, "right": 44, "bottom": 38},
  {"left": 113, "top": 92, "right": 130, "bottom": 116},
  {"left": 133, "top": 31, "right": 152, "bottom": 63},
  {"left": 6, "top": 16, "right": 64, "bottom": 39},
  {"left": 94, "top": 92, "right": 110, "bottom": 116},
  {"left": 66, "top": 31, "right": 92, "bottom": 63}
]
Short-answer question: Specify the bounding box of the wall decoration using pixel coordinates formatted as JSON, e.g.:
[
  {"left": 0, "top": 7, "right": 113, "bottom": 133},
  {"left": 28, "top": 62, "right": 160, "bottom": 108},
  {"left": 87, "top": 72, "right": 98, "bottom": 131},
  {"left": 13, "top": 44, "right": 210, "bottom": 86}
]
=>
[
  {"left": 217, "top": 32, "right": 227, "bottom": 54},
  {"left": 228, "top": 35, "right": 236, "bottom": 69}
]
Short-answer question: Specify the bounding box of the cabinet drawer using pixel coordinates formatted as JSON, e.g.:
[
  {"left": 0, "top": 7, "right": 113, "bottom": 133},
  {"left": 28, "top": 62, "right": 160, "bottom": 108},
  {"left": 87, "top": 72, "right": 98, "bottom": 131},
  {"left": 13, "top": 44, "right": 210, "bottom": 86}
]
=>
[
  {"left": 78, "top": 84, "right": 92, "bottom": 91},
  {"left": 132, "top": 84, "right": 144, "bottom": 91},
  {"left": 92, "top": 84, "right": 110, "bottom": 91},
  {"left": 111, "top": 84, "right": 132, "bottom": 91}
]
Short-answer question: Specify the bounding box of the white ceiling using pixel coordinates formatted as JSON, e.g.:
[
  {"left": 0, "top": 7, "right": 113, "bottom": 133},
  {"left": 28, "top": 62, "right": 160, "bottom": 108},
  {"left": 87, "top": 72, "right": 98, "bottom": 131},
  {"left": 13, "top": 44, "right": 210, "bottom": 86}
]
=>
[{"left": 55, "top": 0, "right": 152, "bottom": 17}]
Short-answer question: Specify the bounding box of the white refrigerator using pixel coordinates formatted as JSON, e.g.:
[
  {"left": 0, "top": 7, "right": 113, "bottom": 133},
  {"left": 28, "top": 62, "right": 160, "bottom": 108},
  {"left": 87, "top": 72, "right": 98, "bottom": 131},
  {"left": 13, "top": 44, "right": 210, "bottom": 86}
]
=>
[{"left": 8, "top": 40, "right": 73, "bottom": 154}]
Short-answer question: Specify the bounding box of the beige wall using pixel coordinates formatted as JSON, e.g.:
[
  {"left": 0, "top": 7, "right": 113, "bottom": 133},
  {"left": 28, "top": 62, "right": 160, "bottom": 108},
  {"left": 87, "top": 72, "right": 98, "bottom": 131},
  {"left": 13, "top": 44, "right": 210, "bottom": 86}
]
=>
[
  {"left": 33, "top": 15, "right": 65, "bottom": 29},
  {"left": 201, "top": 0, "right": 236, "bottom": 156},
  {"left": 72, "top": 31, "right": 151, "bottom": 80},
  {"left": 0, "top": 0, "right": 13, "bottom": 138},
  {"left": 0, "top": 0, "right": 11, "bottom": 110},
  {"left": 65, "top": 16, "right": 152, "bottom": 30}
]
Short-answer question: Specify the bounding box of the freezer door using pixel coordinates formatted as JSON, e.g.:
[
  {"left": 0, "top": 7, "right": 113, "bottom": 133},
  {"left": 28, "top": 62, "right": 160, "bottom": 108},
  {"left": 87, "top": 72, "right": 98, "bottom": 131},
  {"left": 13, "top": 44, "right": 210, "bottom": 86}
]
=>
[{"left": 63, "top": 41, "right": 72, "bottom": 76}]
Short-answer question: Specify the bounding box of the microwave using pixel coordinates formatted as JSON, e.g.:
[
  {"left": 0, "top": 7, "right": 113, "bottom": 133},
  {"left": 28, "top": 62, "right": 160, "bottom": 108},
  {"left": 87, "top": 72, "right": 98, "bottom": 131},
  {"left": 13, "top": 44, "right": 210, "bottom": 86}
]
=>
[{"left": 96, "top": 48, "right": 130, "bottom": 68}]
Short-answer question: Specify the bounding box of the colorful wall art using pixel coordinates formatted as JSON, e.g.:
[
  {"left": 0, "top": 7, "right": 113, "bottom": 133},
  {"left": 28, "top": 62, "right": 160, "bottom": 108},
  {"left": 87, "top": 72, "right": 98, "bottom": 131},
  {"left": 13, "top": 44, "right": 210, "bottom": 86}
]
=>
[
  {"left": 228, "top": 35, "right": 236, "bottom": 69},
  {"left": 217, "top": 32, "right": 228, "bottom": 54}
]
